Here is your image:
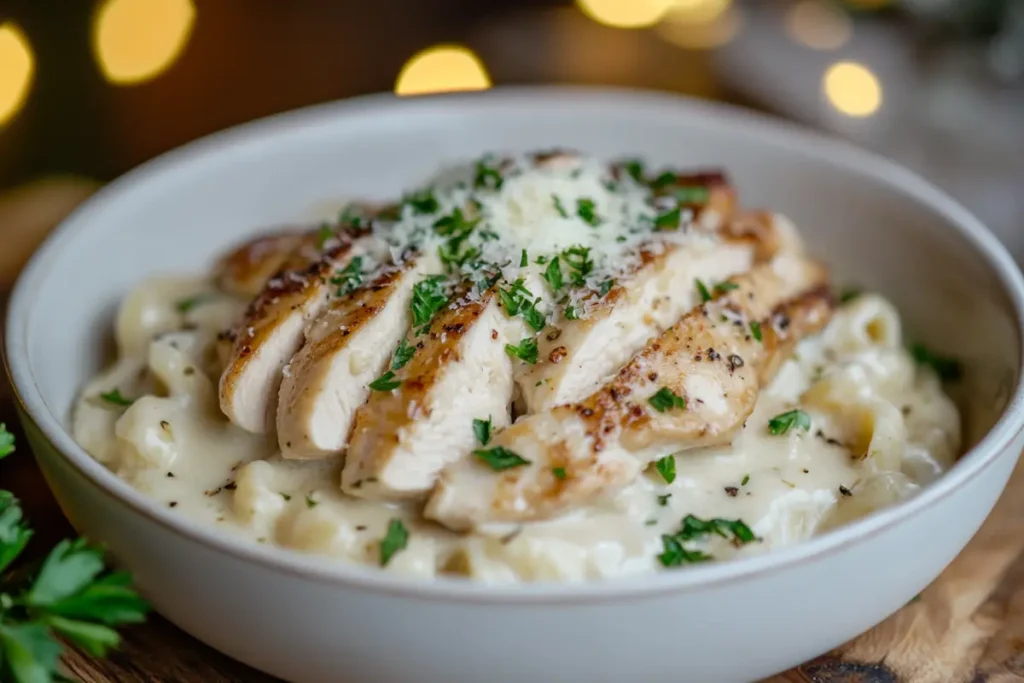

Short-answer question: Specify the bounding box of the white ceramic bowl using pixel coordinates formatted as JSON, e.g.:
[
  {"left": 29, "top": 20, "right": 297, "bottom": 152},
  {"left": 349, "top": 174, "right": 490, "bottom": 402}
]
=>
[{"left": 6, "top": 87, "right": 1024, "bottom": 683}]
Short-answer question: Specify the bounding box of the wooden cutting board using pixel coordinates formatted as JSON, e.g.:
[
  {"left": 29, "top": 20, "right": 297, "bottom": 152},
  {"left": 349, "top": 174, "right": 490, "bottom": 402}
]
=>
[{"left": 4, "top": 181, "right": 1024, "bottom": 683}]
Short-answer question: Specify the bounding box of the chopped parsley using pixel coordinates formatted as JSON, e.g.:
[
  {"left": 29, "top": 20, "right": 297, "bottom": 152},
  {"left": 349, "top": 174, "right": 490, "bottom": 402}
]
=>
[
  {"left": 279, "top": 492, "right": 292, "bottom": 502},
  {"left": 331, "top": 256, "right": 363, "bottom": 297},
  {"left": 654, "top": 207, "right": 681, "bottom": 231},
  {"left": 405, "top": 188, "right": 439, "bottom": 215},
  {"left": 561, "top": 245, "right": 594, "bottom": 287},
  {"left": 658, "top": 536, "right": 712, "bottom": 566},
  {"left": 597, "top": 279, "right": 615, "bottom": 298},
  {"left": 314, "top": 223, "right": 334, "bottom": 248},
  {"left": 410, "top": 276, "right": 449, "bottom": 331},
  {"left": 98, "top": 389, "right": 133, "bottom": 407},
  {"left": 713, "top": 281, "right": 739, "bottom": 295},
  {"left": 380, "top": 519, "right": 409, "bottom": 567},
  {"left": 651, "top": 171, "right": 677, "bottom": 189},
  {"left": 505, "top": 337, "right": 539, "bottom": 364},
  {"left": 552, "top": 467, "right": 567, "bottom": 480},
  {"left": 542, "top": 257, "right": 564, "bottom": 292},
  {"left": 910, "top": 343, "right": 962, "bottom": 382},
  {"left": 0, "top": 423, "right": 14, "bottom": 458},
  {"left": 552, "top": 195, "right": 569, "bottom": 218},
  {"left": 369, "top": 371, "right": 402, "bottom": 392},
  {"left": 498, "top": 279, "right": 545, "bottom": 332},
  {"left": 671, "top": 186, "right": 710, "bottom": 204},
  {"left": 768, "top": 409, "right": 811, "bottom": 435},
  {"left": 432, "top": 207, "right": 479, "bottom": 238},
  {"left": 564, "top": 305, "right": 581, "bottom": 321},
  {"left": 657, "top": 493, "right": 672, "bottom": 506},
  {"left": 175, "top": 294, "right": 213, "bottom": 314},
  {"left": 741, "top": 474, "right": 750, "bottom": 486},
  {"left": 654, "top": 455, "right": 676, "bottom": 484},
  {"left": 839, "top": 287, "right": 862, "bottom": 303},
  {"left": 520, "top": 249, "right": 528, "bottom": 267},
  {"left": 390, "top": 338, "right": 415, "bottom": 371},
  {"left": 648, "top": 387, "right": 686, "bottom": 413},
  {"left": 473, "top": 159, "right": 504, "bottom": 191},
  {"left": 576, "top": 198, "right": 601, "bottom": 226},
  {"left": 338, "top": 204, "right": 367, "bottom": 228},
  {"left": 305, "top": 494, "right": 318, "bottom": 509},
  {"left": 474, "top": 446, "right": 531, "bottom": 471},
  {"left": 438, "top": 239, "right": 481, "bottom": 269},
  {"left": 695, "top": 278, "right": 712, "bottom": 303},
  {"left": 750, "top": 320, "right": 762, "bottom": 342},
  {"left": 433, "top": 208, "right": 481, "bottom": 270},
  {"left": 658, "top": 514, "right": 757, "bottom": 567},
  {"left": 473, "top": 417, "right": 492, "bottom": 446},
  {"left": 621, "top": 159, "right": 645, "bottom": 183}
]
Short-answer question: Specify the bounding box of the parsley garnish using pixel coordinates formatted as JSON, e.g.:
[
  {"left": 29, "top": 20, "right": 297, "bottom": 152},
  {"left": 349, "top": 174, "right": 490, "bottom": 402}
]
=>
[
  {"left": 175, "top": 294, "right": 213, "bottom": 314},
  {"left": 654, "top": 207, "right": 681, "bottom": 231},
  {"left": 473, "top": 417, "right": 492, "bottom": 446},
  {"left": 98, "top": 389, "right": 133, "bottom": 408},
  {"left": 473, "top": 160, "right": 503, "bottom": 191},
  {"left": 405, "top": 188, "right": 439, "bottom": 215},
  {"left": 768, "top": 409, "right": 811, "bottom": 435},
  {"left": 657, "top": 493, "right": 672, "bottom": 506},
  {"left": 658, "top": 536, "right": 712, "bottom": 566},
  {"left": 410, "top": 276, "right": 449, "bottom": 331},
  {"left": 379, "top": 519, "right": 409, "bottom": 566},
  {"left": 695, "top": 278, "right": 712, "bottom": 303},
  {"left": 338, "top": 204, "right": 367, "bottom": 228},
  {"left": 369, "top": 371, "right": 402, "bottom": 392},
  {"left": 621, "top": 159, "right": 645, "bottom": 183},
  {"left": 839, "top": 288, "right": 862, "bottom": 304},
  {"left": 305, "top": 494, "right": 318, "bottom": 509},
  {"left": 651, "top": 171, "right": 677, "bottom": 189},
  {"left": 552, "top": 195, "right": 569, "bottom": 218},
  {"left": 597, "top": 279, "right": 615, "bottom": 298},
  {"left": 498, "top": 279, "right": 545, "bottom": 332},
  {"left": 561, "top": 245, "right": 594, "bottom": 287},
  {"left": 910, "top": 344, "right": 962, "bottom": 382},
  {"left": 520, "top": 249, "right": 528, "bottom": 267},
  {"left": 314, "top": 223, "right": 334, "bottom": 248},
  {"left": 474, "top": 446, "right": 531, "bottom": 471},
  {"left": 0, "top": 424, "right": 13, "bottom": 459},
  {"left": 658, "top": 514, "right": 757, "bottom": 567},
  {"left": 741, "top": 474, "right": 750, "bottom": 486},
  {"left": 542, "top": 257, "right": 564, "bottom": 292},
  {"left": 433, "top": 208, "right": 481, "bottom": 270},
  {"left": 390, "top": 338, "right": 415, "bottom": 371},
  {"left": 750, "top": 320, "right": 762, "bottom": 342},
  {"left": 564, "top": 305, "right": 581, "bottom": 320},
  {"left": 671, "top": 186, "right": 710, "bottom": 204},
  {"left": 331, "top": 256, "right": 363, "bottom": 297},
  {"left": 279, "top": 492, "right": 292, "bottom": 502},
  {"left": 432, "top": 207, "right": 479, "bottom": 238},
  {"left": 438, "top": 239, "right": 481, "bottom": 269},
  {"left": 552, "top": 467, "right": 567, "bottom": 480},
  {"left": 648, "top": 387, "right": 686, "bottom": 413},
  {"left": 505, "top": 337, "right": 539, "bottom": 364},
  {"left": 655, "top": 455, "right": 676, "bottom": 484},
  {"left": 576, "top": 198, "right": 600, "bottom": 226},
  {"left": 713, "top": 281, "right": 739, "bottom": 294}
]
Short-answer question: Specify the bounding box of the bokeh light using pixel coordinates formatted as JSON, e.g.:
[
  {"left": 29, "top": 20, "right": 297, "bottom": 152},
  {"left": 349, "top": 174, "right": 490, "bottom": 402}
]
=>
[
  {"left": 394, "top": 45, "right": 491, "bottom": 97},
  {"left": 93, "top": 0, "right": 196, "bottom": 85},
  {"left": 785, "top": 0, "right": 852, "bottom": 51},
  {"left": 0, "top": 22, "right": 35, "bottom": 129},
  {"left": 575, "top": 0, "right": 674, "bottom": 29},
  {"left": 823, "top": 61, "right": 882, "bottom": 117},
  {"left": 657, "top": 0, "right": 742, "bottom": 50}
]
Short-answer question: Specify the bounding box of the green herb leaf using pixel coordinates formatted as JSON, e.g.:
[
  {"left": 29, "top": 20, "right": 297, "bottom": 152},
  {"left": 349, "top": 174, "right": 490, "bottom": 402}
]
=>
[
  {"left": 713, "top": 281, "right": 739, "bottom": 295},
  {"left": 498, "top": 279, "right": 545, "bottom": 332},
  {"left": 542, "top": 257, "right": 563, "bottom": 292},
  {"left": 473, "top": 417, "right": 492, "bottom": 446},
  {"left": 561, "top": 245, "right": 594, "bottom": 287},
  {"left": 279, "top": 492, "right": 292, "bottom": 502},
  {"left": 768, "top": 409, "right": 811, "bottom": 435},
  {"left": 750, "top": 320, "right": 762, "bottom": 342},
  {"left": 410, "top": 276, "right": 449, "bottom": 330},
  {"left": 678, "top": 514, "right": 757, "bottom": 544},
  {"left": 330, "top": 256, "right": 363, "bottom": 297},
  {"left": 658, "top": 535, "right": 712, "bottom": 567},
  {"left": 576, "top": 198, "right": 601, "bottom": 226},
  {"left": 0, "top": 622, "right": 64, "bottom": 682},
  {"left": 910, "top": 343, "right": 962, "bottom": 382},
  {"left": 552, "top": 467, "right": 567, "bottom": 480},
  {"left": 564, "top": 305, "right": 580, "bottom": 320},
  {"left": 695, "top": 279, "right": 712, "bottom": 303},
  {"left": 379, "top": 519, "right": 409, "bottom": 567},
  {"left": 405, "top": 188, "right": 439, "bottom": 215},
  {"left": 432, "top": 207, "right": 479, "bottom": 239},
  {"left": 520, "top": 249, "right": 528, "bottom": 267},
  {"left": 314, "top": 223, "right": 334, "bottom": 249},
  {"left": 741, "top": 474, "right": 750, "bottom": 486},
  {"left": 655, "top": 455, "right": 676, "bottom": 484},
  {"left": 0, "top": 423, "right": 14, "bottom": 460},
  {"left": 0, "top": 491, "right": 32, "bottom": 573},
  {"left": 654, "top": 207, "right": 681, "bottom": 231},
  {"left": 597, "top": 279, "right": 615, "bottom": 298},
  {"left": 651, "top": 171, "right": 677, "bottom": 189},
  {"left": 27, "top": 539, "right": 106, "bottom": 607},
  {"left": 621, "top": 159, "right": 645, "bottom": 183},
  {"left": 552, "top": 195, "right": 569, "bottom": 218},
  {"left": 175, "top": 294, "right": 213, "bottom": 314},
  {"left": 369, "top": 371, "right": 402, "bottom": 392},
  {"left": 671, "top": 186, "right": 710, "bottom": 204},
  {"left": 97, "top": 389, "right": 133, "bottom": 408},
  {"left": 473, "top": 160, "right": 504, "bottom": 191},
  {"left": 657, "top": 493, "right": 672, "bottom": 506},
  {"left": 46, "top": 615, "right": 121, "bottom": 658},
  {"left": 505, "top": 337, "right": 539, "bottom": 364},
  {"left": 839, "top": 287, "right": 862, "bottom": 303},
  {"left": 474, "top": 446, "right": 531, "bottom": 471},
  {"left": 391, "top": 339, "right": 415, "bottom": 371},
  {"left": 338, "top": 204, "right": 367, "bottom": 228},
  {"left": 305, "top": 494, "right": 318, "bottom": 509},
  {"left": 648, "top": 387, "right": 686, "bottom": 413}
]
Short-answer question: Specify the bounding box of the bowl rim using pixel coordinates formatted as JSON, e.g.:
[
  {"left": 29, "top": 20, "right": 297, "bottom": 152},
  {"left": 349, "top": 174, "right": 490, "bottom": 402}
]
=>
[{"left": 6, "top": 85, "right": 1024, "bottom": 604}]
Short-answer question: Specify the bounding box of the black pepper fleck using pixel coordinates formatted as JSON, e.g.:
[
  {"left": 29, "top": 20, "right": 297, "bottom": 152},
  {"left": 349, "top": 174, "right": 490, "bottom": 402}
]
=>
[
  {"left": 168, "top": 501, "right": 178, "bottom": 508},
  {"left": 839, "top": 485, "right": 853, "bottom": 497}
]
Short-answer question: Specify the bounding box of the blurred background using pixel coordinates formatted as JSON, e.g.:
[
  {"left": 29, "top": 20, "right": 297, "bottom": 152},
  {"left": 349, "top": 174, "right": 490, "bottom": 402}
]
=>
[{"left": 0, "top": 0, "right": 1022, "bottom": 283}]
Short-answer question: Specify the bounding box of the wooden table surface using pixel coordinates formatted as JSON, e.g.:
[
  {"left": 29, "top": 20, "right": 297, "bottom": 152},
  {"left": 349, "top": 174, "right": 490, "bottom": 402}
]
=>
[{"left": 4, "top": 183, "right": 1024, "bottom": 683}]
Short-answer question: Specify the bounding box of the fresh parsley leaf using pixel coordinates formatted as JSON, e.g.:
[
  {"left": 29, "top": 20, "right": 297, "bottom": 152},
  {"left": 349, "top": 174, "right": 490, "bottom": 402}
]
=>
[
  {"left": 390, "top": 339, "right": 415, "bottom": 371},
  {"left": 498, "top": 280, "right": 545, "bottom": 332},
  {"left": 474, "top": 446, "right": 531, "bottom": 471},
  {"left": 279, "top": 492, "right": 292, "bottom": 502},
  {"left": 505, "top": 337, "right": 539, "bottom": 364},
  {"left": 750, "top": 320, "right": 762, "bottom": 342},
  {"left": 25, "top": 538, "right": 106, "bottom": 607},
  {"left": 369, "top": 371, "right": 402, "bottom": 392},
  {"left": 175, "top": 294, "right": 213, "bottom": 314},
  {"left": 713, "top": 281, "right": 739, "bottom": 294},
  {"left": 658, "top": 535, "right": 711, "bottom": 567},
  {"left": 741, "top": 474, "right": 750, "bottom": 486},
  {"left": 654, "top": 207, "right": 681, "bottom": 231},
  {"left": 98, "top": 389, "right": 133, "bottom": 408},
  {"left": 410, "top": 276, "right": 449, "bottom": 330},
  {"left": 768, "top": 409, "right": 811, "bottom": 435},
  {"left": 473, "top": 417, "right": 492, "bottom": 446},
  {"left": 0, "top": 424, "right": 14, "bottom": 460},
  {"left": 576, "top": 198, "right": 600, "bottom": 226},
  {"left": 695, "top": 279, "right": 712, "bottom": 303},
  {"left": 655, "top": 455, "right": 676, "bottom": 484},
  {"left": 0, "top": 491, "right": 32, "bottom": 573},
  {"left": 648, "top": 387, "right": 686, "bottom": 413},
  {"left": 552, "top": 467, "right": 567, "bottom": 480},
  {"left": 651, "top": 171, "right": 677, "bottom": 189},
  {"left": 839, "top": 287, "right": 862, "bottom": 303},
  {"left": 621, "top": 159, "right": 645, "bottom": 183},
  {"left": 405, "top": 188, "right": 439, "bottom": 215},
  {"left": 657, "top": 493, "right": 672, "bottom": 506},
  {"left": 305, "top": 494, "right": 318, "bottom": 509},
  {"left": 561, "top": 245, "right": 594, "bottom": 287},
  {"left": 379, "top": 519, "right": 409, "bottom": 567},
  {"left": 910, "top": 343, "right": 962, "bottom": 382},
  {"left": 597, "top": 279, "right": 615, "bottom": 298},
  {"left": 671, "top": 186, "right": 710, "bottom": 204},
  {"left": 564, "top": 305, "right": 580, "bottom": 320},
  {"left": 438, "top": 239, "right": 481, "bottom": 269},
  {"left": 314, "top": 223, "right": 334, "bottom": 249},
  {"left": 552, "top": 195, "right": 569, "bottom": 218},
  {"left": 45, "top": 616, "right": 121, "bottom": 658},
  {"left": 432, "top": 207, "right": 479, "bottom": 239},
  {"left": 677, "top": 514, "right": 756, "bottom": 544},
  {"left": 0, "top": 621, "right": 64, "bottom": 682},
  {"left": 473, "top": 160, "right": 503, "bottom": 191},
  {"left": 520, "top": 249, "right": 528, "bottom": 267},
  {"left": 338, "top": 204, "right": 367, "bottom": 228},
  {"left": 330, "top": 256, "right": 363, "bottom": 297},
  {"left": 542, "top": 257, "right": 563, "bottom": 292}
]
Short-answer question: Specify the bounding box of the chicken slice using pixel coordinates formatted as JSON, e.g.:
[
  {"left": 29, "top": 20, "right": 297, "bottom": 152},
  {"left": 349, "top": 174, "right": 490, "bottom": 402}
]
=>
[
  {"left": 341, "top": 286, "right": 518, "bottom": 500},
  {"left": 519, "top": 211, "right": 794, "bottom": 413},
  {"left": 218, "top": 236, "right": 370, "bottom": 434},
  {"left": 425, "top": 254, "right": 834, "bottom": 529},
  {"left": 276, "top": 255, "right": 431, "bottom": 460},
  {"left": 214, "top": 229, "right": 319, "bottom": 298}
]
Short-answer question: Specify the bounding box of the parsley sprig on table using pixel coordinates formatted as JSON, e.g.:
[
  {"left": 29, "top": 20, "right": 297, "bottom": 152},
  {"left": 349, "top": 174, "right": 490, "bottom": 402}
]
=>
[{"left": 0, "top": 423, "right": 149, "bottom": 682}]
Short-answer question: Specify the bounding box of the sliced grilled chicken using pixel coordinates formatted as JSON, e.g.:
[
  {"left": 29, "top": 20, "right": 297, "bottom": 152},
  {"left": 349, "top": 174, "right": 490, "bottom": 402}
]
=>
[
  {"left": 425, "top": 254, "right": 834, "bottom": 530},
  {"left": 214, "top": 230, "right": 319, "bottom": 298},
  {"left": 519, "top": 211, "right": 793, "bottom": 413},
  {"left": 342, "top": 286, "right": 518, "bottom": 500},
  {"left": 219, "top": 237, "right": 369, "bottom": 434},
  {"left": 276, "top": 255, "right": 430, "bottom": 460}
]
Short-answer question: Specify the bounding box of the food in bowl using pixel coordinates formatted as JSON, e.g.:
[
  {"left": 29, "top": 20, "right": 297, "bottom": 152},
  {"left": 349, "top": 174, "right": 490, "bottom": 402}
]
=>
[{"left": 71, "top": 150, "right": 961, "bottom": 582}]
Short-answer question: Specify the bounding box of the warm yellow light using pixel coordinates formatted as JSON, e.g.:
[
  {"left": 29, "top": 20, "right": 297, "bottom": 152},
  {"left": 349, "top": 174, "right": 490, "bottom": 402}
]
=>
[
  {"left": 786, "top": 1, "right": 852, "bottom": 50},
  {"left": 0, "top": 22, "right": 34, "bottom": 128},
  {"left": 93, "top": 0, "right": 196, "bottom": 85},
  {"left": 394, "top": 45, "right": 491, "bottom": 97},
  {"left": 576, "top": 0, "right": 675, "bottom": 29},
  {"left": 823, "top": 61, "right": 882, "bottom": 117},
  {"left": 657, "top": 0, "right": 742, "bottom": 50},
  {"left": 666, "top": 0, "right": 731, "bottom": 24}
]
